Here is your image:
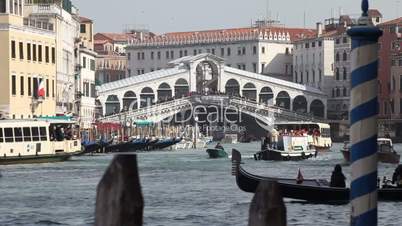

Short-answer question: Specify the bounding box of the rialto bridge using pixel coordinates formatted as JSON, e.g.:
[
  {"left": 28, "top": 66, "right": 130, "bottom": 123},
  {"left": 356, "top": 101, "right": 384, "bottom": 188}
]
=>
[{"left": 97, "top": 54, "right": 328, "bottom": 123}]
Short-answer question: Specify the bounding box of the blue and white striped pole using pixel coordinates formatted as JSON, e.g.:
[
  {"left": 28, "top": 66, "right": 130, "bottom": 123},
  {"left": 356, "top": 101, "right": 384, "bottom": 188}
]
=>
[{"left": 347, "top": 1, "right": 382, "bottom": 226}]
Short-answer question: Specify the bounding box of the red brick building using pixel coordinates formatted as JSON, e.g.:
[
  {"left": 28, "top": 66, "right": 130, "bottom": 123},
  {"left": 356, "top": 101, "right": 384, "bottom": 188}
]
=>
[{"left": 377, "top": 17, "right": 402, "bottom": 137}]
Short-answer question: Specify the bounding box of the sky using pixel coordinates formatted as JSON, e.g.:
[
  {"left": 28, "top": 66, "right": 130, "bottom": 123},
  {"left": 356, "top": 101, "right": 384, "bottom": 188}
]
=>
[{"left": 72, "top": 0, "right": 401, "bottom": 34}]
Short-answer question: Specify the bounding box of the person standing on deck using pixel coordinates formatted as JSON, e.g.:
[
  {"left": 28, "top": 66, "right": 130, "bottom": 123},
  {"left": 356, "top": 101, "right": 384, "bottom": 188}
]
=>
[
  {"left": 271, "top": 127, "right": 279, "bottom": 149},
  {"left": 392, "top": 165, "right": 402, "bottom": 187}
]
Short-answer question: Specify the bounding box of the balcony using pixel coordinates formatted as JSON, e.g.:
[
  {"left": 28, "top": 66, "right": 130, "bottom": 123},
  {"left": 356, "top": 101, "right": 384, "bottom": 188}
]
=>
[{"left": 31, "top": 4, "right": 62, "bottom": 16}]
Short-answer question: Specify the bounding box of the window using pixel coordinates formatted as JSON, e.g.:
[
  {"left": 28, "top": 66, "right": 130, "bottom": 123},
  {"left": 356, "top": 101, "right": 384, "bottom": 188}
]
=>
[
  {"left": 51, "top": 80, "right": 55, "bottom": 97},
  {"left": 14, "top": 127, "right": 22, "bottom": 142},
  {"left": 151, "top": 52, "right": 154, "bottom": 60},
  {"left": 27, "top": 43, "right": 31, "bottom": 61},
  {"left": 0, "top": 128, "right": 3, "bottom": 143},
  {"left": 242, "top": 64, "right": 246, "bottom": 70},
  {"left": 157, "top": 51, "right": 161, "bottom": 59},
  {"left": 211, "top": 49, "right": 215, "bottom": 55},
  {"left": 23, "top": 127, "right": 31, "bottom": 142},
  {"left": 343, "top": 51, "right": 347, "bottom": 61},
  {"left": 221, "top": 48, "right": 224, "bottom": 56},
  {"left": 319, "top": 69, "right": 322, "bottom": 82},
  {"left": 142, "top": 52, "right": 145, "bottom": 60},
  {"left": 19, "top": 42, "right": 23, "bottom": 59},
  {"left": 253, "top": 63, "right": 257, "bottom": 73},
  {"left": 166, "top": 51, "right": 169, "bottom": 59},
  {"left": 343, "top": 37, "right": 348, "bottom": 43},
  {"left": 242, "top": 47, "right": 246, "bottom": 55},
  {"left": 11, "top": 75, "right": 16, "bottom": 95},
  {"left": 0, "top": 0, "right": 5, "bottom": 13},
  {"left": 227, "top": 48, "right": 231, "bottom": 56},
  {"left": 46, "top": 79, "right": 49, "bottom": 97},
  {"left": 300, "top": 72, "right": 304, "bottom": 83},
  {"left": 336, "top": 38, "right": 340, "bottom": 44},
  {"left": 318, "top": 41, "right": 322, "bottom": 47},
  {"left": 33, "top": 77, "right": 38, "bottom": 98},
  {"left": 45, "top": 46, "right": 49, "bottom": 63},
  {"left": 127, "top": 69, "right": 131, "bottom": 77},
  {"left": 28, "top": 77, "right": 31, "bottom": 96},
  {"left": 11, "top": 40, "right": 16, "bottom": 58},
  {"left": 179, "top": 50, "right": 183, "bottom": 58},
  {"left": 312, "top": 42, "right": 316, "bottom": 48},
  {"left": 336, "top": 52, "right": 340, "bottom": 62},
  {"left": 38, "top": 45, "right": 42, "bottom": 62},
  {"left": 90, "top": 59, "right": 95, "bottom": 71},
  {"left": 20, "top": 76, "right": 24, "bottom": 95},
  {"left": 137, "top": 52, "right": 141, "bottom": 60},
  {"left": 184, "top": 50, "right": 188, "bottom": 56},
  {"left": 170, "top": 51, "right": 174, "bottom": 59},
  {"left": 332, "top": 89, "right": 335, "bottom": 97},
  {"left": 343, "top": 67, "right": 347, "bottom": 80},
  {"left": 39, "top": 127, "right": 47, "bottom": 140},
  {"left": 33, "top": 44, "right": 37, "bottom": 61},
  {"left": 80, "top": 24, "right": 86, "bottom": 33},
  {"left": 305, "top": 43, "right": 309, "bottom": 48},
  {"left": 31, "top": 127, "right": 40, "bottom": 141},
  {"left": 336, "top": 68, "right": 340, "bottom": 80},
  {"left": 51, "top": 47, "right": 55, "bottom": 64},
  {"left": 91, "top": 83, "right": 96, "bottom": 98},
  {"left": 343, "top": 87, "right": 347, "bottom": 96},
  {"left": 262, "top": 47, "right": 265, "bottom": 54},
  {"left": 193, "top": 49, "right": 197, "bottom": 56},
  {"left": 82, "top": 56, "right": 86, "bottom": 68},
  {"left": 4, "top": 128, "right": 13, "bottom": 143},
  {"left": 261, "top": 63, "right": 265, "bottom": 74}
]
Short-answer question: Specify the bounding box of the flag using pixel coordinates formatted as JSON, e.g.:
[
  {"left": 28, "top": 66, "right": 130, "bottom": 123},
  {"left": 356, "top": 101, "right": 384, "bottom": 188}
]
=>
[
  {"left": 296, "top": 168, "right": 304, "bottom": 184},
  {"left": 38, "top": 79, "right": 45, "bottom": 97}
]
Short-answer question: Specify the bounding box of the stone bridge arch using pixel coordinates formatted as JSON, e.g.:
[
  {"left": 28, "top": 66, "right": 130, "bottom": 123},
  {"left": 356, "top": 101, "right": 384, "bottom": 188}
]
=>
[
  {"left": 275, "top": 91, "right": 291, "bottom": 110},
  {"left": 140, "top": 87, "right": 155, "bottom": 108},
  {"left": 157, "top": 83, "right": 172, "bottom": 102},
  {"left": 105, "top": 95, "right": 120, "bottom": 115},
  {"left": 122, "top": 91, "right": 138, "bottom": 111}
]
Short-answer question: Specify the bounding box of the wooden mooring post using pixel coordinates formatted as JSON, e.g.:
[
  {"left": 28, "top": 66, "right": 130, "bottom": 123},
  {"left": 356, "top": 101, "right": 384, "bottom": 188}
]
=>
[
  {"left": 248, "top": 181, "right": 287, "bottom": 226},
  {"left": 95, "top": 155, "right": 144, "bottom": 226}
]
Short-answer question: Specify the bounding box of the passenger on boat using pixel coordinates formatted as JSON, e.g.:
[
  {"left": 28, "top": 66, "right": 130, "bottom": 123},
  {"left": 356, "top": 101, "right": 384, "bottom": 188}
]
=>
[
  {"left": 262, "top": 133, "right": 271, "bottom": 150},
  {"left": 392, "top": 164, "right": 402, "bottom": 187},
  {"left": 271, "top": 128, "right": 279, "bottom": 149},
  {"left": 330, "top": 164, "right": 346, "bottom": 188},
  {"left": 215, "top": 143, "right": 224, "bottom": 150}
]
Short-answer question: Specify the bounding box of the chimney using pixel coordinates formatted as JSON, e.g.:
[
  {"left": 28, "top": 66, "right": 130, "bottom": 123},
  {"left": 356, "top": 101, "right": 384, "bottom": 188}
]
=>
[{"left": 316, "top": 22, "right": 323, "bottom": 37}]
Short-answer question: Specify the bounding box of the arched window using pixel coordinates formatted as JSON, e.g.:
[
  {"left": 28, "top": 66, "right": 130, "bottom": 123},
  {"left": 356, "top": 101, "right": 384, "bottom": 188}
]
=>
[
  {"left": 336, "top": 52, "right": 340, "bottom": 62},
  {"left": 343, "top": 67, "right": 347, "bottom": 80},
  {"left": 336, "top": 88, "right": 340, "bottom": 97},
  {"left": 343, "top": 87, "right": 347, "bottom": 96},
  {"left": 336, "top": 68, "right": 340, "bottom": 80},
  {"left": 343, "top": 51, "right": 347, "bottom": 61}
]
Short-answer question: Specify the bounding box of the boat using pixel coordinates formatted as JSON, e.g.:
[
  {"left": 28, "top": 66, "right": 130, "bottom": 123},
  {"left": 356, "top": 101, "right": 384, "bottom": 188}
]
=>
[
  {"left": 341, "top": 138, "right": 400, "bottom": 164},
  {"left": 256, "top": 135, "right": 316, "bottom": 161},
  {"left": 148, "top": 137, "right": 181, "bottom": 150},
  {"left": 221, "top": 134, "right": 238, "bottom": 144},
  {"left": 274, "top": 122, "right": 332, "bottom": 152},
  {"left": 232, "top": 149, "right": 402, "bottom": 203},
  {"left": 0, "top": 119, "right": 82, "bottom": 165},
  {"left": 81, "top": 140, "right": 102, "bottom": 155},
  {"left": 206, "top": 148, "right": 228, "bottom": 158},
  {"left": 174, "top": 138, "right": 193, "bottom": 150}
]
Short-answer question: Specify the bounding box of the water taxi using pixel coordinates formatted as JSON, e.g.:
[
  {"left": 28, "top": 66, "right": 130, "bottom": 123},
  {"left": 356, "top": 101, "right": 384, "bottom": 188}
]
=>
[
  {"left": 274, "top": 122, "right": 332, "bottom": 152},
  {"left": 0, "top": 119, "right": 81, "bottom": 165}
]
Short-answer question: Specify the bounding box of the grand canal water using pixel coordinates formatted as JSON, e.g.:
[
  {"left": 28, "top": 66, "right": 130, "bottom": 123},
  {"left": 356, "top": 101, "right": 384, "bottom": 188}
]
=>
[{"left": 1, "top": 143, "right": 402, "bottom": 226}]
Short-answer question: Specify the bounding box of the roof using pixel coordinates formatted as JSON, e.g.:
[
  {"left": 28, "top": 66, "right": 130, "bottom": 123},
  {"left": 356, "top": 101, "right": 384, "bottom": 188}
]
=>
[
  {"left": 79, "top": 16, "right": 93, "bottom": 23},
  {"left": 98, "top": 67, "right": 187, "bottom": 93},
  {"left": 368, "top": 9, "right": 382, "bottom": 18},
  {"left": 224, "top": 67, "right": 325, "bottom": 95},
  {"left": 95, "top": 33, "right": 138, "bottom": 43},
  {"left": 127, "top": 26, "right": 316, "bottom": 47},
  {"left": 379, "top": 17, "right": 402, "bottom": 27}
]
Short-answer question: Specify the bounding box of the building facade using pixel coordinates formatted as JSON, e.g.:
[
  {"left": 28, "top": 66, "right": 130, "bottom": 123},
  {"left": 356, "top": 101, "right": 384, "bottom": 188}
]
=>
[
  {"left": 0, "top": 0, "right": 57, "bottom": 119},
  {"left": 24, "top": 0, "right": 80, "bottom": 115},
  {"left": 77, "top": 16, "right": 96, "bottom": 130},
  {"left": 126, "top": 25, "right": 316, "bottom": 80},
  {"left": 389, "top": 54, "right": 402, "bottom": 138}
]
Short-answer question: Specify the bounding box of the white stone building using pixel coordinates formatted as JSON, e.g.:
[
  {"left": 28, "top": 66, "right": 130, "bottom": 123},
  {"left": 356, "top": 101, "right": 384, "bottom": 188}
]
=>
[
  {"left": 293, "top": 23, "right": 335, "bottom": 102},
  {"left": 24, "top": 0, "right": 80, "bottom": 115},
  {"left": 126, "top": 25, "right": 316, "bottom": 80},
  {"left": 77, "top": 16, "right": 96, "bottom": 130}
]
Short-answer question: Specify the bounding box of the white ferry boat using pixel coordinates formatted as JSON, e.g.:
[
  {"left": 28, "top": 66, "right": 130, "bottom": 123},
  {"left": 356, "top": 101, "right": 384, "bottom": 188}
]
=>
[{"left": 0, "top": 119, "right": 81, "bottom": 165}]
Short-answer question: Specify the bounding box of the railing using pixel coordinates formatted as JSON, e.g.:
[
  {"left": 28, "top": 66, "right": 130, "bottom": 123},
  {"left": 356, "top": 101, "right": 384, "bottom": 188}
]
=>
[
  {"left": 99, "top": 95, "right": 324, "bottom": 124},
  {"left": 31, "top": 4, "right": 62, "bottom": 15}
]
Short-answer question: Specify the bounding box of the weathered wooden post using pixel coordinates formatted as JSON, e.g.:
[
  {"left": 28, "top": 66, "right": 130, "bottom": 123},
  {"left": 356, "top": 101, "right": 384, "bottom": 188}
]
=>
[
  {"left": 95, "top": 155, "right": 144, "bottom": 226},
  {"left": 347, "top": 1, "right": 382, "bottom": 225},
  {"left": 248, "top": 181, "right": 286, "bottom": 226}
]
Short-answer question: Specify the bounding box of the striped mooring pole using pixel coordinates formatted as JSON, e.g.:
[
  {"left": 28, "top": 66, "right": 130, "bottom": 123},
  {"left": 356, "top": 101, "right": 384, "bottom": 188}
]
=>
[{"left": 347, "top": 1, "right": 383, "bottom": 226}]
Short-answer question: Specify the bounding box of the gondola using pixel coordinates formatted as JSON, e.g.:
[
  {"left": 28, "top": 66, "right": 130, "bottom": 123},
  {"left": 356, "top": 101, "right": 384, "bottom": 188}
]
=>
[
  {"left": 150, "top": 137, "right": 182, "bottom": 150},
  {"left": 232, "top": 149, "right": 402, "bottom": 204},
  {"left": 81, "top": 141, "right": 102, "bottom": 155}
]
